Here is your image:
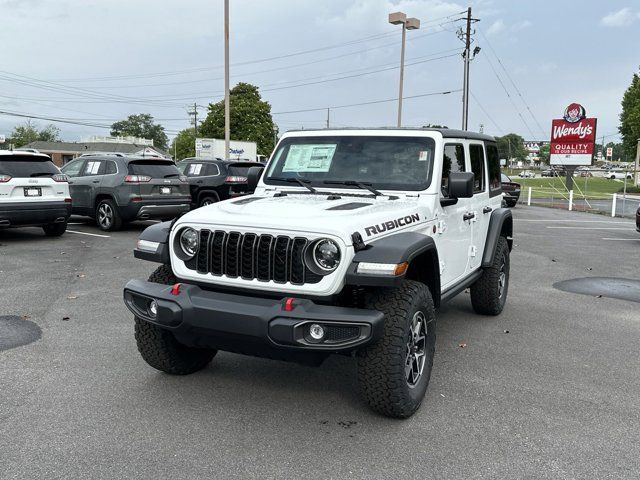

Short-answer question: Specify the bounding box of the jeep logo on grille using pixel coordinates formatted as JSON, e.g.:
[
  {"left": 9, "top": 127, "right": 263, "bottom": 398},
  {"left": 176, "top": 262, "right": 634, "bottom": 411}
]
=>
[{"left": 364, "top": 213, "right": 420, "bottom": 237}]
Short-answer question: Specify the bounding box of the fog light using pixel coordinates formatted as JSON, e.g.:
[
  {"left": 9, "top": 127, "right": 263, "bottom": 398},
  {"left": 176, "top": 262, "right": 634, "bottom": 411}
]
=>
[
  {"left": 309, "top": 323, "right": 325, "bottom": 341},
  {"left": 149, "top": 300, "right": 158, "bottom": 316}
]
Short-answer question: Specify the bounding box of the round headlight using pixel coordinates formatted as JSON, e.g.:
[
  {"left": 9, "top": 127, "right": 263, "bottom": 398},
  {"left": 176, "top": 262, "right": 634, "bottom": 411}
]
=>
[
  {"left": 179, "top": 228, "right": 199, "bottom": 257},
  {"left": 312, "top": 239, "right": 341, "bottom": 272}
]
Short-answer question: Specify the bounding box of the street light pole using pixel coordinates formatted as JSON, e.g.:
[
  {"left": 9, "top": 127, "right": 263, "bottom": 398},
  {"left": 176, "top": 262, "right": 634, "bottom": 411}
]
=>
[
  {"left": 389, "top": 12, "right": 420, "bottom": 128},
  {"left": 224, "top": 0, "right": 230, "bottom": 159}
]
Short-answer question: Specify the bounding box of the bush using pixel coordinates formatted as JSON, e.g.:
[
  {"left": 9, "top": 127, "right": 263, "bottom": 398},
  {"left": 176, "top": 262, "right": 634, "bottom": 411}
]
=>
[{"left": 618, "top": 185, "right": 640, "bottom": 194}]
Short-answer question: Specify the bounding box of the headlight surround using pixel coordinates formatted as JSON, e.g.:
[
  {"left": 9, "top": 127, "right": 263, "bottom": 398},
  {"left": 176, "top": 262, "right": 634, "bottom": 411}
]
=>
[
  {"left": 179, "top": 228, "right": 199, "bottom": 258},
  {"left": 309, "top": 238, "right": 341, "bottom": 273}
]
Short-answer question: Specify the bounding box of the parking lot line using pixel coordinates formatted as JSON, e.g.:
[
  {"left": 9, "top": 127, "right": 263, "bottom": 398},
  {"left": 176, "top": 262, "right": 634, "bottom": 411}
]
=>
[
  {"left": 66, "top": 230, "right": 110, "bottom": 238},
  {"left": 519, "top": 219, "right": 634, "bottom": 224},
  {"left": 601, "top": 237, "right": 639, "bottom": 241},
  {"left": 546, "top": 226, "right": 633, "bottom": 230}
]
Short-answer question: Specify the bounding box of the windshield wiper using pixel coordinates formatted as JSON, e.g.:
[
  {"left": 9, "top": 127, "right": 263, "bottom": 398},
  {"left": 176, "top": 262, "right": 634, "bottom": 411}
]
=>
[
  {"left": 268, "top": 176, "right": 316, "bottom": 193},
  {"left": 29, "top": 172, "right": 54, "bottom": 177},
  {"left": 323, "top": 180, "right": 382, "bottom": 196}
]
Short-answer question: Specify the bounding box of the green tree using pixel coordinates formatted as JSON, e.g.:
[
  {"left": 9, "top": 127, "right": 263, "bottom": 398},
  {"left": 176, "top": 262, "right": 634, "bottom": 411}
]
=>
[
  {"left": 111, "top": 113, "right": 168, "bottom": 150},
  {"left": 538, "top": 143, "right": 550, "bottom": 164},
  {"left": 8, "top": 120, "right": 60, "bottom": 147},
  {"left": 495, "top": 133, "right": 528, "bottom": 161},
  {"left": 170, "top": 128, "right": 196, "bottom": 160},
  {"left": 199, "top": 82, "right": 276, "bottom": 156},
  {"left": 619, "top": 69, "right": 640, "bottom": 159}
]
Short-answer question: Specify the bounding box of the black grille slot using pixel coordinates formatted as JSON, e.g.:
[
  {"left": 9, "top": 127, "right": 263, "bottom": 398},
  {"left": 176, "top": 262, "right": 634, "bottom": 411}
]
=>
[
  {"left": 195, "top": 230, "right": 321, "bottom": 284},
  {"left": 197, "top": 230, "right": 210, "bottom": 273},
  {"left": 225, "top": 232, "right": 241, "bottom": 277},
  {"left": 325, "top": 325, "right": 360, "bottom": 342}
]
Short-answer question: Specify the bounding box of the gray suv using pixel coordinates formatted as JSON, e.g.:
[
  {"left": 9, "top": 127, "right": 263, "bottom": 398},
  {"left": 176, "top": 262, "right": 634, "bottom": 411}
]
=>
[{"left": 61, "top": 155, "right": 191, "bottom": 231}]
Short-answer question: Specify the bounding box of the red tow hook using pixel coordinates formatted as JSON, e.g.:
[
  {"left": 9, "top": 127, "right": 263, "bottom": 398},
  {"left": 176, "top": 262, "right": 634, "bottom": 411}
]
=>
[
  {"left": 170, "top": 283, "right": 182, "bottom": 296},
  {"left": 283, "top": 297, "right": 295, "bottom": 312}
]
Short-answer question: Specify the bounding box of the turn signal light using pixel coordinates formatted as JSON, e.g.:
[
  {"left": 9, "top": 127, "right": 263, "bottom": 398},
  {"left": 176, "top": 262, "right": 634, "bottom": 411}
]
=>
[
  {"left": 225, "top": 176, "right": 248, "bottom": 183},
  {"left": 0, "top": 175, "right": 11, "bottom": 183}
]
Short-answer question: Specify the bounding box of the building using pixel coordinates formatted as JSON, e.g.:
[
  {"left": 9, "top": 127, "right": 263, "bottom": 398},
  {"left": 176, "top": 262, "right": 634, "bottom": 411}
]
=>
[
  {"left": 23, "top": 136, "right": 168, "bottom": 167},
  {"left": 524, "top": 140, "right": 549, "bottom": 167}
]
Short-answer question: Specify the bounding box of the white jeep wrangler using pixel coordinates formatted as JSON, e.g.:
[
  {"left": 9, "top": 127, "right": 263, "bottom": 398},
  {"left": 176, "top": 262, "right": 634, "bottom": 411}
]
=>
[{"left": 124, "top": 128, "right": 512, "bottom": 418}]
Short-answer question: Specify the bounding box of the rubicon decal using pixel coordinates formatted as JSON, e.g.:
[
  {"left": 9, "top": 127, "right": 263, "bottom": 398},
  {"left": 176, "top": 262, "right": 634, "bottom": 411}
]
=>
[{"left": 364, "top": 213, "right": 420, "bottom": 236}]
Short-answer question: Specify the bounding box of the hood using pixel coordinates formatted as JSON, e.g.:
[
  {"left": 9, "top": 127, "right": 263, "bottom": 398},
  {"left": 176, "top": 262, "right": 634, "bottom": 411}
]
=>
[{"left": 176, "top": 192, "right": 435, "bottom": 242}]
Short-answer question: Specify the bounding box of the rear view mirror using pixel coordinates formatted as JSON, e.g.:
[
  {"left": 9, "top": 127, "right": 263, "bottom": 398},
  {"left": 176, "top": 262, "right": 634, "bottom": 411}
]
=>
[
  {"left": 247, "top": 166, "right": 264, "bottom": 191},
  {"left": 448, "top": 172, "right": 474, "bottom": 198}
]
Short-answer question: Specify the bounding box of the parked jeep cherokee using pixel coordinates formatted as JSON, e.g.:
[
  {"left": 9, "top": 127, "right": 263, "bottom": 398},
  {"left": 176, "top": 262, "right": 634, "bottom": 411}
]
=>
[
  {"left": 61, "top": 155, "right": 191, "bottom": 231},
  {"left": 176, "top": 158, "right": 264, "bottom": 208},
  {"left": 124, "top": 128, "right": 512, "bottom": 418},
  {"left": 0, "top": 150, "right": 71, "bottom": 236}
]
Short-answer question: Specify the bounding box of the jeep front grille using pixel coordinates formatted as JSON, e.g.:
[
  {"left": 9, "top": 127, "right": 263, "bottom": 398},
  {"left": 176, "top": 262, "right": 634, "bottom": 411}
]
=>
[{"left": 192, "top": 230, "right": 322, "bottom": 285}]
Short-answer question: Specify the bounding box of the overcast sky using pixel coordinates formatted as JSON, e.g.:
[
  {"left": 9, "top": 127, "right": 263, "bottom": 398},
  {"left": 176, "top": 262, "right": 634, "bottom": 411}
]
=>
[{"left": 1, "top": 0, "right": 638, "bottom": 145}]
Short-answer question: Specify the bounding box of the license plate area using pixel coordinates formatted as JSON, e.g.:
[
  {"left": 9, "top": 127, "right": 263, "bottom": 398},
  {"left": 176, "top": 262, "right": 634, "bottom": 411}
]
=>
[
  {"left": 160, "top": 187, "right": 171, "bottom": 195},
  {"left": 24, "top": 187, "right": 42, "bottom": 197}
]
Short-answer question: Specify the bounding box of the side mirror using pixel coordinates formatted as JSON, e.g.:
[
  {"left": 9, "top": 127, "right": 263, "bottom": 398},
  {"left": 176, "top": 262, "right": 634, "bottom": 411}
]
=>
[
  {"left": 448, "top": 171, "right": 474, "bottom": 198},
  {"left": 247, "top": 166, "right": 264, "bottom": 191}
]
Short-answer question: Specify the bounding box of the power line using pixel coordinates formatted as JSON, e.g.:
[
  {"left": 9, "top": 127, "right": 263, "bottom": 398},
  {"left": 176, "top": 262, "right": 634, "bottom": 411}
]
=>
[
  {"left": 478, "top": 29, "right": 546, "bottom": 136},
  {"left": 470, "top": 91, "right": 503, "bottom": 133}
]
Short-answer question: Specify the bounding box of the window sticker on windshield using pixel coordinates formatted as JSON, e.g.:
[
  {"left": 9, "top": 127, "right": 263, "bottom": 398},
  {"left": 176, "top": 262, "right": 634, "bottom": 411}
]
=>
[
  {"left": 282, "top": 144, "right": 337, "bottom": 172},
  {"left": 418, "top": 151, "right": 430, "bottom": 162},
  {"left": 188, "top": 164, "right": 203, "bottom": 175}
]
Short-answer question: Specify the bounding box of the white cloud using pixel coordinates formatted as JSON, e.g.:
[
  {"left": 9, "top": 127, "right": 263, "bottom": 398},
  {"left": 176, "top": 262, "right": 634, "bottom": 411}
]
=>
[
  {"left": 511, "top": 20, "right": 532, "bottom": 31},
  {"left": 601, "top": 7, "right": 637, "bottom": 27},
  {"left": 487, "top": 19, "right": 505, "bottom": 36}
]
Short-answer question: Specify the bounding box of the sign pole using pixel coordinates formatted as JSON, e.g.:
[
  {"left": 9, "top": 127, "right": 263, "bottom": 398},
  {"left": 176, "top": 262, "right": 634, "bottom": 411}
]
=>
[{"left": 635, "top": 138, "right": 640, "bottom": 187}]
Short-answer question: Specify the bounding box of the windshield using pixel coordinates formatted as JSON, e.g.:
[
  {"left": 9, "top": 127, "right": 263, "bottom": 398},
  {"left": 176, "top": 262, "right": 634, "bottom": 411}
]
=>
[
  {"left": 501, "top": 174, "right": 511, "bottom": 182},
  {"left": 264, "top": 135, "right": 435, "bottom": 191},
  {"left": 0, "top": 156, "right": 59, "bottom": 177},
  {"left": 128, "top": 160, "right": 180, "bottom": 178}
]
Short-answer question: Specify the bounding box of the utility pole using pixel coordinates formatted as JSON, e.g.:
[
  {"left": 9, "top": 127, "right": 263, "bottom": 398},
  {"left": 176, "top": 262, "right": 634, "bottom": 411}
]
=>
[
  {"left": 188, "top": 103, "right": 198, "bottom": 137},
  {"left": 326, "top": 108, "right": 330, "bottom": 129},
  {"left": 634, "top": 138, "right": 640, "bottom": 187},
  {"left": 458, "top": 7, "right": 480, "bottom": 130},
  {"left": 224, "top": 0, "right": 230, "bottom": 159}
]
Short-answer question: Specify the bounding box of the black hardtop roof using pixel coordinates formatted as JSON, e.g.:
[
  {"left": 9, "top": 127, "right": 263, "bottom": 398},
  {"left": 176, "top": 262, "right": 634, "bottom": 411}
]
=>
[{"left": 285, "top": 127, "right": 496, "bottom": 142}]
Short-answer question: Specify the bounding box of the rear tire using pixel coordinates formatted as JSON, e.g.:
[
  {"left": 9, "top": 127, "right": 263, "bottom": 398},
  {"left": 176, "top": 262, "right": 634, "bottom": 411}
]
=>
[
  {"left": 134, "top": 264, "right": 217, "bottom": 375},
  {"left": 96, "top": 199, "right": 122, "bottom": 231},
  {"left": 357, "top": 281, "right": 436, "bottom": 418},
  {"left": 470, "top": 236, "right": 510, "bottom": 315},
  {"left": 198, "top": 194, "right": 219, "bottom": 207},
  {"left": 42, "top": 222, "right": 67, "bottom": 237}
]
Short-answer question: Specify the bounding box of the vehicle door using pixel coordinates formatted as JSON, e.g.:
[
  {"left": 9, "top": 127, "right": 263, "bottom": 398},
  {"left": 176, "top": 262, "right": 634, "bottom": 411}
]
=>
[
  {"left": 468, "top": 142, "right": 490, "bottom": 271},
  {"left": 73, "top": 159, "right": 103, "bottom": 210},
  {"left": 95, "top": 159, "right": 118, "bottom": 202},
  {"left": 61, "top": 159, "right": 86, "bottom": 211},
  {"left": 437, "top": 142, "right": 474, "bottom": 289}
]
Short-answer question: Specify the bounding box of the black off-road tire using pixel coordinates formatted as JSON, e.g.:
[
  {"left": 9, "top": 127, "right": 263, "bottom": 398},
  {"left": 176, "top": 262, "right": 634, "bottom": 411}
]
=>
[
  {"left": 470, "top": 236, "right": 510, "bottom": 315},
  {"left": 42, "top": 222, "right": 67, "bottom": 237},
  {"left": 134, "top": 264, "right": 217, "bottom": 375},
  {"left": 357, "top": 280, "right": 436, "bottom": 418},
  {"left": 95, "top": 198, "right": 122, "bottom": 232}
]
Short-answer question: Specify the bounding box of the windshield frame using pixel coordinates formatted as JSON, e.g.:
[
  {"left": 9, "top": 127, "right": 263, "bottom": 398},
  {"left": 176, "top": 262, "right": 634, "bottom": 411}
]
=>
[{"left": 264, "top": 134, "right": 436, "bottom": 192}]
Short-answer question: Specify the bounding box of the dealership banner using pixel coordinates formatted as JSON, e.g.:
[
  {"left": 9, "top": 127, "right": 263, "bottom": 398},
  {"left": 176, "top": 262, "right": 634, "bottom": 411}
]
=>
[{"left": 549, "top": 103, "right": 597, "bottom": 166}]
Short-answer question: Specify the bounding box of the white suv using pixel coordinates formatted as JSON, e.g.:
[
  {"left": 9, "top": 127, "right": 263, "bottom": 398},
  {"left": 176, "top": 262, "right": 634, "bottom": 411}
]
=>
[
  {"left": 124, "top": 128, "right": 513, "bottom": 418},
  {"left": 0, "top": 150, "right": 71, "bottom": 236}
]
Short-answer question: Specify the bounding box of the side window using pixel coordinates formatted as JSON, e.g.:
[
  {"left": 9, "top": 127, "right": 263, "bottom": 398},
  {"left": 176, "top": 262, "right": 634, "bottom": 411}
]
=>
[
  {"left": 442, "top": 144, "right": 465, "bottom": 196},
  {"left": 207, "top": 163, "right": 220, "bottom": 176},
  {"left": 61, "top": 159, "right": 84, "bottom": 178},
  {"left": 469, "top": 144, "right": 486, "bottom": 194},
  {"left": 486, "top": 144, "right": 501, "bottom": 197},
  {"left": 104, "top": 161, "right": 117, "bottom": 175},
  {"left": 83, "top": 160, "right": 101, "bottom": 176}
]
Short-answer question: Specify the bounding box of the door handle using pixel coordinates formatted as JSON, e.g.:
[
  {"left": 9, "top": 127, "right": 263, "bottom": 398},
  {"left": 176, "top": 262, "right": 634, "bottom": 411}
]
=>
[
  {"left": 463, "top": 212, "right": 475, "bottom": 221},
  {"left": 483, "top": 206, "right": 493, "bottom": 214},
  {"left": 196, "top": 180, "right": 203, "bottom": 184},
  {"left": 92, "top": 180, "right": 100, "bottom": 184}
]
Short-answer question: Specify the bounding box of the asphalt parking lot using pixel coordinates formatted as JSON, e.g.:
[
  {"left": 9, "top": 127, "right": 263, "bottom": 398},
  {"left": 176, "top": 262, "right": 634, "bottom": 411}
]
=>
[{"left": 1, "top": 207, "right": 639, "bottom": 480}]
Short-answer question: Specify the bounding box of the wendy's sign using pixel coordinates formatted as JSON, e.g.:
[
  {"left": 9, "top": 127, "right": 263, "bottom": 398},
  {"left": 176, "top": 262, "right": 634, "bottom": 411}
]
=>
[{"left": 550, "top": 103, "right": 597, "bottom": 166}]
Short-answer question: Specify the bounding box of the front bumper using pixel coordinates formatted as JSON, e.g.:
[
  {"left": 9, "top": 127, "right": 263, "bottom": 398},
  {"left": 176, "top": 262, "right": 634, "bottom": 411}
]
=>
[
  {"left": 123, "top": 279, "right": 384, "bottom": 354},
  {"left": 0, "top": 201, "right": 71, "bottom": 228}
]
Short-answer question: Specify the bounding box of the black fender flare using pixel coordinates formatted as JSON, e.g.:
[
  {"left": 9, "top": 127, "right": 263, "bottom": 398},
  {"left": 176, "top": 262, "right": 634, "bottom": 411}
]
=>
[
  {"left": 482, "top": 208, "right": 513, "bottom": 267},
  {"left": 133, "top": 221, "right": 172, "bottom": 264},
  {"left": 345, "top": 232, "right": 440, "bottom": 305},
  {"left": 197, "top": 189, "right": 221, "bottom": 204}
]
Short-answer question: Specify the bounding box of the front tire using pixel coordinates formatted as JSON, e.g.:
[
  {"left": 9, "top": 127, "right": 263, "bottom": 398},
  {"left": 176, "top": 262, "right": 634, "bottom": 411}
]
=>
[
  {"left": 357, "top": 281, "right": 436, "bottom": 418},
  {"left": 470, "top": 236, "right": 510, "bottom": 315},
  {"left": 96, "top": 199, "right": 122, "bottom": 231},
  {"left": 42, "top": 222, "right": 67, "bottom": 236},
  {"left": 134, "top": 265, "right": 217, "bottom": 375}
]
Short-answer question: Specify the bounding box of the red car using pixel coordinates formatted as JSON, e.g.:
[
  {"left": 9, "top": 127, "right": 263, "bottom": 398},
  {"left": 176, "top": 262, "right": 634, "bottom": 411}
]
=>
[{"left": 501, "top": 173, "right": 521, "bottom": 208}]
